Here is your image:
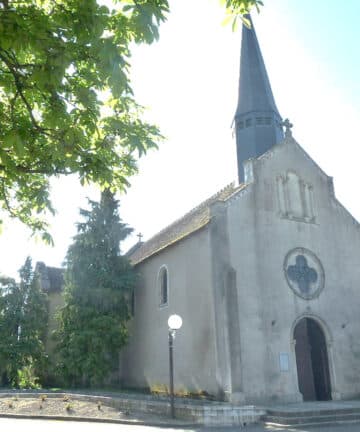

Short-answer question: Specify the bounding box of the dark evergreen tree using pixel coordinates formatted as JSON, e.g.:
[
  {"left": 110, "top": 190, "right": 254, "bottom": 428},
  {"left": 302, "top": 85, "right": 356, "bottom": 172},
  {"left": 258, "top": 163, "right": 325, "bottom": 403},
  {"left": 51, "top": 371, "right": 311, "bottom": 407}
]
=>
[
  {"left": 0, "top": 257, "right": 48, "bottom": 387},
  {"left": 56, "top": 190, "right": 136, "bottom": 386}
]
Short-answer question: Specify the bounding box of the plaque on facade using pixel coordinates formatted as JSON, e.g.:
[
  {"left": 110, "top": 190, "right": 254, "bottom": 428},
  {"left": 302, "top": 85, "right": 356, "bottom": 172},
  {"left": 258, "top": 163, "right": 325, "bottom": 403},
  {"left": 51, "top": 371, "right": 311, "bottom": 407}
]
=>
[
  {"left": 279, "top": 352, "right": 290, "bottom": 372},
  {"left": 284, "top": 247, "right": 324, "bottom": 299}
]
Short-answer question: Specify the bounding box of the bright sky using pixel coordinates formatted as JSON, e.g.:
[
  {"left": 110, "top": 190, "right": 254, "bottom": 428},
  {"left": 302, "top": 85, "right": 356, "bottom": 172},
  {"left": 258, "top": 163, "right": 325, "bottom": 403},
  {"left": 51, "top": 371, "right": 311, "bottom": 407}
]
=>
[{"left": 1, "top": 0, "right": 360, "bottom": 279}]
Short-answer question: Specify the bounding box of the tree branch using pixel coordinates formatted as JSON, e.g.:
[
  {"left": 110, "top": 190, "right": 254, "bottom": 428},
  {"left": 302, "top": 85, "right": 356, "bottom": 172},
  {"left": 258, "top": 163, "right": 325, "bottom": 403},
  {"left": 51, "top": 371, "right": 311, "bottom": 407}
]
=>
[
  {"left": 0, "top": 163, "right": 76, "bottom": 175},
  {"left": 0, "top": 179, "right": 17, "bottom": 218},
  {"left": 0, "top": 51, "right": 44, "bottom": 132}
]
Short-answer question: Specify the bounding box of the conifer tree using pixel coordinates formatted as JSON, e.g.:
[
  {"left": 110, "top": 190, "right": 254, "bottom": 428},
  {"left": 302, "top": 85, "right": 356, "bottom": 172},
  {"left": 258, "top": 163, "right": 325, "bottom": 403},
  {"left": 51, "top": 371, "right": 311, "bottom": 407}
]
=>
[
  {"left": 56, "top": 190, "right": 136, "bottom": 386},
  {"left": 0, "top": 257, "right": 48, "bottom": 387}
]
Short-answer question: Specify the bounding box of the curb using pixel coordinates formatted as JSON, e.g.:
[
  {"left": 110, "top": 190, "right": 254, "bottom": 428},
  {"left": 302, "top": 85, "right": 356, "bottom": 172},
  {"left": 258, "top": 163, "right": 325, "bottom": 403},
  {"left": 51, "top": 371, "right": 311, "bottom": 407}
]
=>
[
  {"left": 0, "top": 391, "right": 263, "bottom": 427},
  {"left": 0, "top": 412, "right": 198, "bottom": 428}
]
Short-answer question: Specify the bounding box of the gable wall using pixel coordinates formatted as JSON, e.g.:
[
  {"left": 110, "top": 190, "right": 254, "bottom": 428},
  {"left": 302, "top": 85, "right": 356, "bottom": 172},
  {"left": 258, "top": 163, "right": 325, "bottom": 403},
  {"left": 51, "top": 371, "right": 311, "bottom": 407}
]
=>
[{"left": 226, "top": 140, "right": 360, "bottom": 402}]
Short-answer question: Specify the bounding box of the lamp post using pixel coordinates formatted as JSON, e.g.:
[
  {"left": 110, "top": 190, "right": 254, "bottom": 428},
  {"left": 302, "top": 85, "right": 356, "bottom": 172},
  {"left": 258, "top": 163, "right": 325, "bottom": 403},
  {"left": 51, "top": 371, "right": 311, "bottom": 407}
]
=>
[{"left": 168, "top": 314, "right": 182, "bottom": 419}]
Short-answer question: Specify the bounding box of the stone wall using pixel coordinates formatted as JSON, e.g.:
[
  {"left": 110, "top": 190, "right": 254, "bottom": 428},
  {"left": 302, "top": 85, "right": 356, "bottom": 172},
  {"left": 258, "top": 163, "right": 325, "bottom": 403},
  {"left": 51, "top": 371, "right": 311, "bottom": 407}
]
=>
[
  {"left": 119, "top": 226, "right": 220, "bottom": 396},
  {"left": 226, "top": 137, "right": 360, "bottom": 402}
]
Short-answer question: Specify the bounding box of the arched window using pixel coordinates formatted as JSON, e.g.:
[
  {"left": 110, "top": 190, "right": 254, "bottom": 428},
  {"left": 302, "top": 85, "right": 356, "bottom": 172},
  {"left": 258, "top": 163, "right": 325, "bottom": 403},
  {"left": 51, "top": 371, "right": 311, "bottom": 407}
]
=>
[
  {"left": 159, "top": 266, "right": 168, "bottom": 306},
  {"left": 276, "top": 171, "right": 315, "bottom": 222}
]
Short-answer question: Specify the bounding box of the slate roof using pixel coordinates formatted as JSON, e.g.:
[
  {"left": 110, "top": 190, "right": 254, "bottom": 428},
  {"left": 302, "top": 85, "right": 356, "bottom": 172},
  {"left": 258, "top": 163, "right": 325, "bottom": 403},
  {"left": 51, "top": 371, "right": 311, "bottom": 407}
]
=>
[
  {"left": 236, "top": 15, "right": 281, "bottom": 117},
  {"left": 129, "top": 183, "right": 246, "bottom": 265}
]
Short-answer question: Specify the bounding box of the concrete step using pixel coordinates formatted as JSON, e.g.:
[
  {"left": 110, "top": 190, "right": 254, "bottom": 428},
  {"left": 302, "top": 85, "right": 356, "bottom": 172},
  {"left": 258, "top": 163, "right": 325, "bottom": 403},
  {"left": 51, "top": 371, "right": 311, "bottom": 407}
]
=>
[{"left": 263, "top": 406, "right": 360, "bottom": 427}]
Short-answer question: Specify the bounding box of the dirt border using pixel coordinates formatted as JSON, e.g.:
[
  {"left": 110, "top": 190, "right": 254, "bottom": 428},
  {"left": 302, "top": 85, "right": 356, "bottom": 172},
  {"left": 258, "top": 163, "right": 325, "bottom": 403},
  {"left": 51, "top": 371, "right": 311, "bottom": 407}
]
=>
[{"left": 0, "top": 392, "right": 197, "bottom": 428}]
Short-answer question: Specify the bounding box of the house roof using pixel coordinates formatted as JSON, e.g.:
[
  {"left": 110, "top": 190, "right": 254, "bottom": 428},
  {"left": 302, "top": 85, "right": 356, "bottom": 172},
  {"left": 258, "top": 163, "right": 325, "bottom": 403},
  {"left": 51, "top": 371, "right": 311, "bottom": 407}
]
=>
[
  {"left": 47, "top": 266, "right": 65, "bottom": 292},
  {"left": 35, "top": 262, "right": 64, "bottom": 293},
  {"left": 129, "top": 182, "right": 246, "bottom": 265}
]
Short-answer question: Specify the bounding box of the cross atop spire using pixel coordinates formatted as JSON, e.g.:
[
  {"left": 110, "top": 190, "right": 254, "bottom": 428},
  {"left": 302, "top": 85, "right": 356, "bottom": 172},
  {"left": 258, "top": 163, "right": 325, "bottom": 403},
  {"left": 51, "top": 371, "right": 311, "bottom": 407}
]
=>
[
  {"left": 281, "top": 118, "right": 293, "bottom": 138},
  {"left": 234, "top": 15, "right": 284, "bottom": 182}
]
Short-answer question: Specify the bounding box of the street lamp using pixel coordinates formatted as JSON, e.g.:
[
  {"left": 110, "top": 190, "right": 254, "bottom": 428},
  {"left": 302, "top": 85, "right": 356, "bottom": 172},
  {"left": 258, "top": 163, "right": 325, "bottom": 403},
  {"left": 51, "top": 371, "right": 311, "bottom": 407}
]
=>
[{"left": 168, "top": 314, "right": 182, "bottom": 418}]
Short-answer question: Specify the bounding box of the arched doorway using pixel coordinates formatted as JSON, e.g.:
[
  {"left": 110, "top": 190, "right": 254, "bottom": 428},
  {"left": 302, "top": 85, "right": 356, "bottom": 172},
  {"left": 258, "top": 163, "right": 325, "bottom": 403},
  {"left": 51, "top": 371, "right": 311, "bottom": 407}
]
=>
[{"left": 294, "top": 317, "right": 331, "bottom": 401}]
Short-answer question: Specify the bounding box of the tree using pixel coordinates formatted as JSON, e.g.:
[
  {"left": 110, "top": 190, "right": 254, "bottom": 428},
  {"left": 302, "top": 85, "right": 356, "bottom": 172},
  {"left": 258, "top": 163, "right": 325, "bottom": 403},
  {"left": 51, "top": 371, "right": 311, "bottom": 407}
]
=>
[
  {"left": 222, "top": 0, "right": 263, "bottom": 29},
  {"left": 0, "top": 257, "right": 48, "bottom": 387},
  {"left": 0, "top": 0, "right": 262, "bottom": 239},
  {"left": 56, "top": 189, "right": 136, "bottom": 386},
  {"left": 0, "top": 0, "right": 167, "bottom": 239}
]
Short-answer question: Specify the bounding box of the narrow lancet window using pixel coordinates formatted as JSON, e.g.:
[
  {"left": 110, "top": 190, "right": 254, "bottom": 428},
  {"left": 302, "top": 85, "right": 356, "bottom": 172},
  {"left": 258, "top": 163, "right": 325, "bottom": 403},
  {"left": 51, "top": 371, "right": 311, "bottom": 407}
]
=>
[{"left": 159, "top": 266, "right": 168, "bottom": 306}]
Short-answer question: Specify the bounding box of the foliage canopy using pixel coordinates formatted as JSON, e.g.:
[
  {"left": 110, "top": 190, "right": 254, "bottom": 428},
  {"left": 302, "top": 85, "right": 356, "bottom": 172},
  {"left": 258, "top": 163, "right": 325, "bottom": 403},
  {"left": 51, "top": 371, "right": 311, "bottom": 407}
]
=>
[
  {"left": 0, "top": 0, "right": 262, "bottom": 239},
  {"left": 221, "top": 0, "right": 263, "bottom": 29},
  {"left": 0, "top": 0, "right": 168, "bottom": 238}
]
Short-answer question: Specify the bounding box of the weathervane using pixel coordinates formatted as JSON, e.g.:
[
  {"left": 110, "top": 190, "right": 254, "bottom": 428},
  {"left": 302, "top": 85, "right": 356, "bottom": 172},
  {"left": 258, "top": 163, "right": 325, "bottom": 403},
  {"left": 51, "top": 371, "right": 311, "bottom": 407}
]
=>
[{"left": 137, "top": 233, "right": 143, "bottom": 242}]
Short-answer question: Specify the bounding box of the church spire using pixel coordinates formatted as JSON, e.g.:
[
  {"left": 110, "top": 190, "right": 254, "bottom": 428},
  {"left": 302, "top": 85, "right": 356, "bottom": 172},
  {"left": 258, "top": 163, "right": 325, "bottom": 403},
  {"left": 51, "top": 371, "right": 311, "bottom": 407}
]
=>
[{"left": 235, "top": 16, "right": 284, "bottom": 182}]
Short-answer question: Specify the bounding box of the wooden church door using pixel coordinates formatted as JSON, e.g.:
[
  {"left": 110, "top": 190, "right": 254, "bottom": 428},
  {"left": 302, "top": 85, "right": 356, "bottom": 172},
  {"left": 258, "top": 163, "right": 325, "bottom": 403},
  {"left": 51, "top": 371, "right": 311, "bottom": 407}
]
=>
[{"left": 294, "top": 317, "right": 331, "bottom": 401}]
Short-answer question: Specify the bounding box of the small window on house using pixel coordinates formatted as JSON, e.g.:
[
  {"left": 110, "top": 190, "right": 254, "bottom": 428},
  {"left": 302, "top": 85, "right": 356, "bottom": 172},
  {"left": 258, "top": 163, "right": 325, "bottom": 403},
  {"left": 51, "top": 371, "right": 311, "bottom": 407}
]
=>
[
  {"left": 256, "top": 117, "right": 263, "bottom": 125},
  {"left": 238, "top": 121, "right": 244, "bottom": 130},
  {"left": 159, "top": 266, "right": 168, "bottom": 306},
  {"left": 245, "top": 118, "right": 252, "bottom": 128}
]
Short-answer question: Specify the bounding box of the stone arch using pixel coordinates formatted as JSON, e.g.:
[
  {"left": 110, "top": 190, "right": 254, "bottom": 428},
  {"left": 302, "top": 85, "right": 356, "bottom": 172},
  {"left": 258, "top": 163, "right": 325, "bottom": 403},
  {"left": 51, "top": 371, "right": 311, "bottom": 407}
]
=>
[{"left": 291, "top": 313, "right": 333, "bottom": 344}]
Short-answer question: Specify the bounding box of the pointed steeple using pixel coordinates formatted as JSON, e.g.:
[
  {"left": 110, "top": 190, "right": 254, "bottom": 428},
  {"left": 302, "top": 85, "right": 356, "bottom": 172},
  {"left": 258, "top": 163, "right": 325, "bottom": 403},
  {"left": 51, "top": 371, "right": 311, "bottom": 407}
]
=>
[{"left": 235, "top": 16, "right": 284, "bottom": 182}]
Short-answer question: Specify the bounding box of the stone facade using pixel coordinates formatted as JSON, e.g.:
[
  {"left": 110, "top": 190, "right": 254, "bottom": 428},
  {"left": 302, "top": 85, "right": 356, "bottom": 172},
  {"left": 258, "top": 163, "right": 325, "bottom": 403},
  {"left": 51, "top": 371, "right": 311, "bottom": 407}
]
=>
[
  {"left": 120, "top": 135, "right": 360, "bottom": 403},
  {"left": 120, "top": 225, "right": 219, "bottom": 395},
  {"left": 37, "top": 16, "right": 360, "bottom": 405},
  {"left": 118, "top": 17, "right": 360, "bottom": 404}
]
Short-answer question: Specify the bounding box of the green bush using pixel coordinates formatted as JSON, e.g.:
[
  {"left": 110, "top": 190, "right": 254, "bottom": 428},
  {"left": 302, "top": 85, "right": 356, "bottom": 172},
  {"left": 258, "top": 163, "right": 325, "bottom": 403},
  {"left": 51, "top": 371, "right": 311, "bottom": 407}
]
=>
[{"left": 17, "top": 360, "right": 41, "bottom": 389}]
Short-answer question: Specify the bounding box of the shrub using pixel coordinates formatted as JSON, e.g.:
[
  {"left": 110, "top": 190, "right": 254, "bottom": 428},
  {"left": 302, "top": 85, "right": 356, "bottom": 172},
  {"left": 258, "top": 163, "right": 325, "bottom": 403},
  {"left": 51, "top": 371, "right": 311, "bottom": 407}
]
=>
[
  {"left": 17, "top": 361, "right": 41, "bottom": 389},
  {"left": 150, "top": 383, "right": 168, "bottom": 395}
]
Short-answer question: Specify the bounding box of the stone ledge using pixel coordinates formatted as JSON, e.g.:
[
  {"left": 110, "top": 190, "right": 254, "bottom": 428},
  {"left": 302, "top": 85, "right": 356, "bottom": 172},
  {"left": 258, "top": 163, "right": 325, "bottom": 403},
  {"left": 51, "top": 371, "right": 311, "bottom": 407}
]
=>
[{"left": 0, "top": 391, "right": 264, "bottom": 427}]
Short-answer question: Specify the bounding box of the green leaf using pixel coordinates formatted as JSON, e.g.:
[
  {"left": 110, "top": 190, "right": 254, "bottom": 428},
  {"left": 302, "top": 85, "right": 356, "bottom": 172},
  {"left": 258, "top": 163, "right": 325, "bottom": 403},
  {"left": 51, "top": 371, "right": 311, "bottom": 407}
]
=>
[
  {"left": 3, "top": 130, "right": 25, "bottom": 157},
  {"left": 41, "top": 232, "right": 54, "bottom": 246}
]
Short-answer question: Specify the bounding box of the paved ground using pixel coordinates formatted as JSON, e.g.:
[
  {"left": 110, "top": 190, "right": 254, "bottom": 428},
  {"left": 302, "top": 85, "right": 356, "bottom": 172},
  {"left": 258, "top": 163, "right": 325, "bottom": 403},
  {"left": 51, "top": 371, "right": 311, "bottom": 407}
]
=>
[
  {"left": 2, "top": 418, "right": 360, "bottom": 432},
  {"left": 246, "top": 424, "right": 360, "bottom": 432}
]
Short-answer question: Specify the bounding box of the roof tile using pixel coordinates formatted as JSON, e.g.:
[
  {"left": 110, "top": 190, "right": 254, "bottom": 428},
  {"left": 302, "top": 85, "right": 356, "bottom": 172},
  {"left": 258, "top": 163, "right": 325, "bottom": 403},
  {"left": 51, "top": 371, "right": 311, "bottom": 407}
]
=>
[{"left": 130, "top": 183, "right": 245, "bottom": 265}]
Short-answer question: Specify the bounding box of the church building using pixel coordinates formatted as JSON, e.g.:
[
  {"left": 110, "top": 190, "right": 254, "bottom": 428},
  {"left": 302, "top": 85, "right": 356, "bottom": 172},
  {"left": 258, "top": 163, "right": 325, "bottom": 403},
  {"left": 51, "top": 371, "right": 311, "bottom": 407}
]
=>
[{"left": 117, "top": 17, "right": 360, "bottom": 404}]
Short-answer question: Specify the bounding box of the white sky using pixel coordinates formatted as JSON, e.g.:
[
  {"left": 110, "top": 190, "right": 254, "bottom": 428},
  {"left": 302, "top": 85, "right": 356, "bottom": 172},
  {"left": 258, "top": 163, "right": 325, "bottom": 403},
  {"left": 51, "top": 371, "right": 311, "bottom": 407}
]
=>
[{"left": 1, "top": 0, "right": 360, "bottom": 279}]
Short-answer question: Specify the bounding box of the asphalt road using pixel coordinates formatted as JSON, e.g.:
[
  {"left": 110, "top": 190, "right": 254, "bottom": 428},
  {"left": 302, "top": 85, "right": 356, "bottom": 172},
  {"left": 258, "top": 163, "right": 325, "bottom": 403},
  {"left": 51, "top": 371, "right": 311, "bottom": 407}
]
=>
[{"left": 1, "top": 418, "right": 360, "bottom": 432}]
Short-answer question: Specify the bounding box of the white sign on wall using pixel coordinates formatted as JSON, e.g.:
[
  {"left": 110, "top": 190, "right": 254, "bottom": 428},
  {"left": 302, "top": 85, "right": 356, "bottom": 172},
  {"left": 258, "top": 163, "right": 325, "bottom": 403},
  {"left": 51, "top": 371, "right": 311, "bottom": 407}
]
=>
[{"left": 279, "top": 352, "right": 290, "bottom": 372}]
